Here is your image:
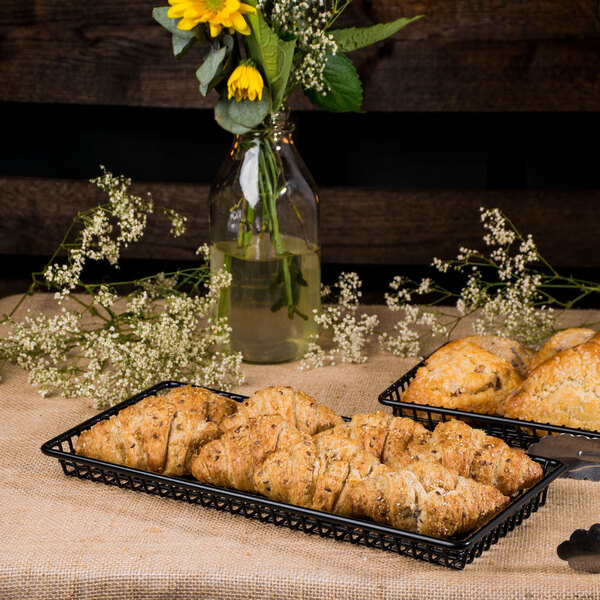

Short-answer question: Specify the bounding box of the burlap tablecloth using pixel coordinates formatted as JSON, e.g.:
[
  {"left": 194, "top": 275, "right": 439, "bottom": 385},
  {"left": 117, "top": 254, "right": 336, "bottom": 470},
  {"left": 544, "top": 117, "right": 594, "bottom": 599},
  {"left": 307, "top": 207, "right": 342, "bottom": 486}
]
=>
[{"left": 1, "top": 293, "right": 599, "bottom": 599}]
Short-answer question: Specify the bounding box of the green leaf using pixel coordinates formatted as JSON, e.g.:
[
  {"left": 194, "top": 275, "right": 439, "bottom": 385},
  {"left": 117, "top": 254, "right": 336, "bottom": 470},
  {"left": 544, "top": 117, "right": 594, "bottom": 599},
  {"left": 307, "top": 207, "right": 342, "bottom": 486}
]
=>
[
  {"left": 332, "top": 15, "right": 424, "bottom": 53},
  {"left": 245, "top": 12, "right": 296, "bottom": 109},
  {"left": 305, "top": 54, "right": 364, "bottom": 113},
  {"left": 172, "top": 35, "right": 197, "bottom": 58},
  {"left": 152, "top": 7, "right": 198, "bottom": 58},
  {"left": 214, "top": 90, "right": 271, "bottom": 134},
  {"left": 153, "top": 7, "right": 191, "bottom": 36},
  {"left": 228, "top": 91, "right": 270, "bottom": 127},
  {"left": 215, "top": 99, "right": 251, "bottom": 134},
  {"left": 271, "top": 37, "right": 295, "bottom": 109},
  {"left": 196, "top": 45, "right": 228, "bottom": 96}
]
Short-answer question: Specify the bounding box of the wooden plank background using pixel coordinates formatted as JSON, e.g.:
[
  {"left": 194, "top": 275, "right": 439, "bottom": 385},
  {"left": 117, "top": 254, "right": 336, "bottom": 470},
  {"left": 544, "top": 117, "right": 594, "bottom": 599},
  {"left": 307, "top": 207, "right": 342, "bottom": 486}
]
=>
[
  {"left": 2, "top": 177, "right": 598, "bottom": 267},
  {"left": 1, "top": 0, "right": 599, "bottom": 299},
  {"left": 1, "top": 0, "right": 599, "bottom": 111}
]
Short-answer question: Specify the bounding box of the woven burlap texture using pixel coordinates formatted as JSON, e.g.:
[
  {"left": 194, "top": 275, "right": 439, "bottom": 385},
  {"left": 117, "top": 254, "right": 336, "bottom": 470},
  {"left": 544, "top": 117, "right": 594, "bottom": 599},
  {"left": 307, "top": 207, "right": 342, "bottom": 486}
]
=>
[{"left": 1, "top": 294, "right": 599, "bottom": 600}]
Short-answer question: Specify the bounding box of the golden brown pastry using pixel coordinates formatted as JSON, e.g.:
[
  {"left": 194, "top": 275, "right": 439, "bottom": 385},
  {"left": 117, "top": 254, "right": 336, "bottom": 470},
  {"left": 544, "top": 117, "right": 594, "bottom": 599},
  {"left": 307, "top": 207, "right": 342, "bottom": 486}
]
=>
[
  {"left": 75, "top": 386, "right": 239, "bottom": 476},
  {"left": 191, "top": 415, "right": 508, "bottom": 538},
  {"left": 402, "top": 339, "right": 523, "bottom": 414},
  {"left": 254, "top": 429, "right": 509, "bottom": 538},
  {"left": 527, "top": 328, "right": 597, "bottom": 373},
  {"left": 220, "top": 385, "right": 343, "bottom": 434},
  {"left": 499, "top": 337, "right": 600, "bottom": 432},
  {"left": 191, "top": 415, "right": 310, "bottom": 492},
  {"left": 461, "top": 335, "right": 535, "bottom": 378},
  {"left": 331, "top": 411, "right": 542, "bottom": 495},
  {"left": 348, "top": 462, "right": 507, "bottom": 538}
]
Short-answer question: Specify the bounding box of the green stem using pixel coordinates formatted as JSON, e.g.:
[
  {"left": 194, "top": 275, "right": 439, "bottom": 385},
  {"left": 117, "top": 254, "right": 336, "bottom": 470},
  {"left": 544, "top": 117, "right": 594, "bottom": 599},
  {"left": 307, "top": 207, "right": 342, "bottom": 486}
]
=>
[
  {"left": 260, "top": 139, "right": 295, "bottom": 319},
  {"left": 217, "top": 253, "right": 232, "bottom": 321},
  {"left": 236, "top": 197, "right": 255, "bottom": 251}
]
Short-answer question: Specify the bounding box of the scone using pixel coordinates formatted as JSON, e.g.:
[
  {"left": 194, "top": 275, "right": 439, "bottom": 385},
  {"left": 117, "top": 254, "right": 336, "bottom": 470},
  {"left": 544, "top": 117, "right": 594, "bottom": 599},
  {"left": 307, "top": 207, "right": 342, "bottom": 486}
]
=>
[
  {"left": 527, "top": 328, "right": 597, "bottom": 373},
  {"left": 498, "top": 338, "right": 600, "bottom": 432},
  {"left": 461, "top": 335, "right": 535, "bottom": 378},
  {"left": 402, "top": 339, "right": 524, "bottom": 414}
]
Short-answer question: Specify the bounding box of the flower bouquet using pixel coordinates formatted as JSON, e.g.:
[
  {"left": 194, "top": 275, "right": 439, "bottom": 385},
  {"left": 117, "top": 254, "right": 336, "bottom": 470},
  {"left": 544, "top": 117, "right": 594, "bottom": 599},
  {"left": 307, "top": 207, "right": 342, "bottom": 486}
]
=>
[{"left": 153, "top": 0, "right": 422, "bottom": 362}]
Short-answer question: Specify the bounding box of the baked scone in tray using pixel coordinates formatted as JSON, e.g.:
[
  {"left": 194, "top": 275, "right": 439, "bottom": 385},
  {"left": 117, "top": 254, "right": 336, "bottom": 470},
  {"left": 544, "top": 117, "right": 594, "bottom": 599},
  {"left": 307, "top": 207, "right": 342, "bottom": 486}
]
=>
[
  {"left": 379, "top": 334, "right": 600, "bottom": 449},
  {"left": 42, "top": 381, "right": 564, "bottom": 570}
]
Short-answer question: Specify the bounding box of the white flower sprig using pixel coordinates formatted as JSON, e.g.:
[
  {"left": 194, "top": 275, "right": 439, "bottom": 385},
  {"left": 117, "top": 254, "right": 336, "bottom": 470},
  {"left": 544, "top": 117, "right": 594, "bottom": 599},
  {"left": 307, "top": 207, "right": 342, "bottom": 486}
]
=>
[
  {"left": 0, "top": 170, "right": 243, "bottom": 406},
  {"left": 299, "top": 272, "right": 379, "bottom": 368},
  {"left": 301, "top": 207, "right": 600, "bottom": 368},
  {"left": 380, "top": 207, "right": 600, "bottom": 357},
  {"left": 258, "top": 0, "right": 343, "bottom": 92},
  {"left": 44, "top": 167, "right": 185, "bottom": 296}
]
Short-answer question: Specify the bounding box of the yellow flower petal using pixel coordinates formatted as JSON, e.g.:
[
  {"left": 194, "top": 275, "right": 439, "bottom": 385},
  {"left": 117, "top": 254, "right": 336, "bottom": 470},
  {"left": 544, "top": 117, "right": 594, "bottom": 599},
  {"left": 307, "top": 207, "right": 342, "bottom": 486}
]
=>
[
  {"left": 165, "top": 0, "right": 252, "bottom": 36},
  {"left": 231, "top": 12, "right": 248, "bottom": 33},
  {"left": 224, "top": 0, "right": 241, "bottom": 12},
  {"left": 178, "top": 17, "right": 199, "bottom": 29},
  {"left": 227, "top": 63, "right": 264, "bottom": 103},
  {"left": 167, "top": 5, "right": 186, "bottom": 18}
]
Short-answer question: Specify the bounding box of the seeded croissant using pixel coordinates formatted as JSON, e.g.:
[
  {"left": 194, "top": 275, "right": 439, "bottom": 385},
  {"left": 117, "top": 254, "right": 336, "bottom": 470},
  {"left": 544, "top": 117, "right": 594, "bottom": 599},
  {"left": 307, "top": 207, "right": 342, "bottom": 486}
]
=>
[
  {"left": 255, "top": 427, "right": 509, "bottom": 538},
  {"left": 220, "top": 385, "right": 344, "bottom": 434},
  {"left": 331, "top": 411, "right": 543, "bottom": 496},
  {"left": 192, "top": 416, "right": 509, "bottom": 538},
  {"left": 75, "top": 386, "right": 239, "bottom": 476},
  {"left": 191, "top": 415, "right": 310, "bottom": 492}
]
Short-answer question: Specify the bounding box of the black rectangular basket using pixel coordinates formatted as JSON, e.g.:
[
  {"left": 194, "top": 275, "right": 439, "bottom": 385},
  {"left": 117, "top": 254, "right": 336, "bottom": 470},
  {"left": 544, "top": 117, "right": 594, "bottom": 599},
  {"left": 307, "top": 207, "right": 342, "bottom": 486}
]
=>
[
  {"left": 41, "top": 381, "right": 565, "bottom": 570},
  {"left": 379, "top": 359, "right": 600, "bottom": 449}
]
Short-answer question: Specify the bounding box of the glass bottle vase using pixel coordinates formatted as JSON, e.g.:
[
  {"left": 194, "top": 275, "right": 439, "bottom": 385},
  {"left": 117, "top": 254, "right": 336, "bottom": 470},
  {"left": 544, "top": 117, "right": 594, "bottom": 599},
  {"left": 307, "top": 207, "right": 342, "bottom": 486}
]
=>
[{"left": 208, "top": 112, "right": 320, "bottom": 363}]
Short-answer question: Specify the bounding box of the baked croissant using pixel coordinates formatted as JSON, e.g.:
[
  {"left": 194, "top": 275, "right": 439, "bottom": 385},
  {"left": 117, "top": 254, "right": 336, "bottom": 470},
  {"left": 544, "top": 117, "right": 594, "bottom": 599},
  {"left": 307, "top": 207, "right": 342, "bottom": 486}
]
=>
[
  {"left": 254, "top": 428, "right": 509, "bottom": 538},
  {"left": 75, "top": 386, "right": 239, "bottom": 476},
  {"left": 331, "top": 411, "right": 543, "bottom": 496},
  {"left": 191, "top": 415, "right": 310, "bottom": 492},
  {"left": 191, "top": 415, "right": 509, "bottom": 538},
  {"left": 220, "top": 385, "right": 343, "bottom": 434}
]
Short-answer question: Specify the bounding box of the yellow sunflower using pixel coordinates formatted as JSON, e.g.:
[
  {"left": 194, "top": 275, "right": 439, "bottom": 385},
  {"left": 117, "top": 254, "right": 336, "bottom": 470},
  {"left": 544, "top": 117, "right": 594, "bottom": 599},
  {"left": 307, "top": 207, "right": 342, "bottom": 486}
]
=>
[
  {"left": 167, "top": 0, "right": 256, "bottom": 37},
  {"left": 227, "top": 62, "right": 264, "bottom": 102}
]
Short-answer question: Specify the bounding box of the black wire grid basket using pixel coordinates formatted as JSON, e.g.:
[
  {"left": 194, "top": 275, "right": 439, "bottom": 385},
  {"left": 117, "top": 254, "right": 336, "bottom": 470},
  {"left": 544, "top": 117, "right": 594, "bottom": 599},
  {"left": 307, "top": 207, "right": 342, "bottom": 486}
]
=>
[
  {"left": 379, "top": 359, "right": 600, "bottom": 449},
  {"left": 42, "top": 381, "right": 565, "bottom": 570}
]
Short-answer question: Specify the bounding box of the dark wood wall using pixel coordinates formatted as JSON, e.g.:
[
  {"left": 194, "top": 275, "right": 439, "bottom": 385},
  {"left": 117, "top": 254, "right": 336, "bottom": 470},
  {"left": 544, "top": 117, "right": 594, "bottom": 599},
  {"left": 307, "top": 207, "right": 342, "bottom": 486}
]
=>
[{"left": 1, "top": 0, "right": 599, "bottom": 297}]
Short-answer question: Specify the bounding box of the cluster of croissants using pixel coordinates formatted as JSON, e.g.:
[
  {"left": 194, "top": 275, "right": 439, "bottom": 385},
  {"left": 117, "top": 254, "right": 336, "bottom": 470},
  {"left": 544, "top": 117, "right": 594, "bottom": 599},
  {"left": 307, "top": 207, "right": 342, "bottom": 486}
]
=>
[{"left": 75, "top": 385, "right": 544, "bottom": 539}]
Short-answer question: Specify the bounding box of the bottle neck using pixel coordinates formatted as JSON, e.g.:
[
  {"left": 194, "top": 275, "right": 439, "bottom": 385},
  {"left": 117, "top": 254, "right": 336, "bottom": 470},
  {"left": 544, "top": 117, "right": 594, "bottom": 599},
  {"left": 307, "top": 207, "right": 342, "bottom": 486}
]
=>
[
  {"left": 248, "top": 110, "right": 294, "bottom": 143},
  {"left": 267, "top": 109, "right": 292, "bottom": 133}
]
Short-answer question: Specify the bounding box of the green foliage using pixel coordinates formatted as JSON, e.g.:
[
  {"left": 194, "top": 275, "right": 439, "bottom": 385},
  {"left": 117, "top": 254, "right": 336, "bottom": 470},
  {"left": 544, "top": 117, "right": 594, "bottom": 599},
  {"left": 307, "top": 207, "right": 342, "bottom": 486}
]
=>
[
  {"left": 152, "top": 7, "right": 199, "bottom": 58},
  {"left": 305, "top": 54, "right": 364, "bottom": 113},
  {"left": 332, "top": 15, "right": 424, "bottom": 53},
  {"left": 229, "top": 91, "right": 271, "bottom": 126},
  {"left": 197, "top": 47, "right": 228, "bottom": 95},
  {"left": 215, "top": 100, "right": 251, "bottom": 134},
  {"left": 214, "top": 91, "right": 271, "bottom": 134},
  {"left": 246, "top": 12, "right": 296, "bottom": 109},
  {"left": 196, "top": 36, "right": 234, "bottom": 96}
]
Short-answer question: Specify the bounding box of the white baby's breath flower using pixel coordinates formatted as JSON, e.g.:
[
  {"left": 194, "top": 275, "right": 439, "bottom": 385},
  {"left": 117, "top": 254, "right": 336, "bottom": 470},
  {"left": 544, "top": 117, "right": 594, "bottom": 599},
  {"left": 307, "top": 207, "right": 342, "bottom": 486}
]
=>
[
  {"left": 300, "top": 272, "right": 378, "bottom": 368},
  {"left": 0, "top": 169, "right": 244, "bottom": 407}
]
